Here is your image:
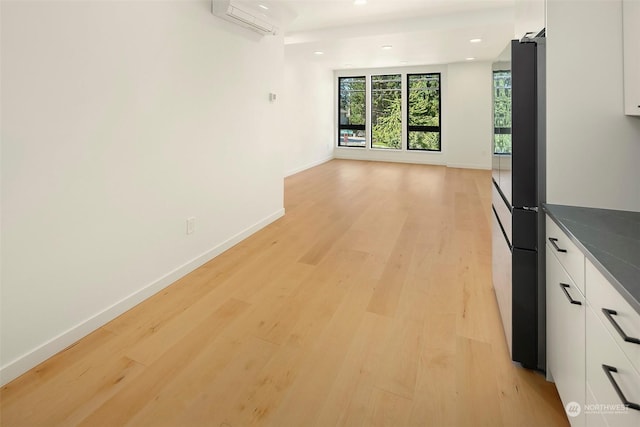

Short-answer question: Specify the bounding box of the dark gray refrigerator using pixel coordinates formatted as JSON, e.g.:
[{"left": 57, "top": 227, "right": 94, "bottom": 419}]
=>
[{"left": 491, "top": 33, "right": 546, "bottom": 371}]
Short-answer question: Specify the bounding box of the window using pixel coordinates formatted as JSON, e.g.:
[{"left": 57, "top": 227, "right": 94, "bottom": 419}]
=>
[
  {"left": 407, "top": 73, "right": 441, "bottom": 151},
  {"left": 338, "top": 76, "right": 366, "bottom": 147},
  {"left": 371, "top": 74, "right": 402, "bottom": 149},
  {"left": 493, "top": 70, "right": 512, "bottom": 154}
]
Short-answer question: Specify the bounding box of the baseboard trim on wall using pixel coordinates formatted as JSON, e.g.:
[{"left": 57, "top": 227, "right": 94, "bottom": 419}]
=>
[
  {"left": 285, "top": 155, "right": 334, "bottom": 177},
  {"left": 446, "top": 163, "right": 492, "bottom": 170},
  {"left": 334, "top": 149, "right": 446, "bottom": 166},
  {"left": 0, "top": 208, "right": 286, "bottom": 386},
  {"left": 333, "top": 148, "right": 491, "bottom": 170}
]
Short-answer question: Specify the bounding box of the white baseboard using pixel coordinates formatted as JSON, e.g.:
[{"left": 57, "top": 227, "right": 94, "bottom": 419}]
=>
[
  {"left": 334, "top": 148, "right": 446, "bottom": 166},
  {"left": 446, "top": 163, "right": 491, "bottom": 170},
  {"left": 334, "top": 148, "right": 490, "bottom": 170},
  {"left": 0, "top": 208, "right": 285, "bottom": 386},
  {"left": 285, "top": 155, "right": 334, "bottom": 177}
]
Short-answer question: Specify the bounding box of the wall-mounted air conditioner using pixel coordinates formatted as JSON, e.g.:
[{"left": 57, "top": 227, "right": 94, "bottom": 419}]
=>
[{"left": 212, "top": 0, "right": 279, "bottom": 36}]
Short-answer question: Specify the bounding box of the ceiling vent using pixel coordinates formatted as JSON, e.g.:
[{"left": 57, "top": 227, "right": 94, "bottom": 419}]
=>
[{"left": 212, "top": 1, "right": 279, "bottom": 36}]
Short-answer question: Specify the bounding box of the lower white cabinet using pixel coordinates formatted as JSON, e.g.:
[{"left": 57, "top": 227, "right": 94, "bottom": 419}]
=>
[
  {"left": 586, "top": 383, "right": 608, "bottom": 427},
  {"left": 547, "top": 246, "right": 585, "bottom": 427},
  {"left": 545, "top": 214, "right": 640, "bottom": 426},
  {"left": 586, "top": 262, "right": 640, "bottom": 374},
  {"left": 586, "top": 305, "right": 640, "bottom": 427}
]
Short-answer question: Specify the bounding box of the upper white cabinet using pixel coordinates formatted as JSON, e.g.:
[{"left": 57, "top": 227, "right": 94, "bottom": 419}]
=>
[{"left": 623, "top": 0, "right": 640, "bottom": 116}]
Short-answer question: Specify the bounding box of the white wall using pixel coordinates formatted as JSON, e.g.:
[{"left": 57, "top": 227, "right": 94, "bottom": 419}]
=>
[
  {"left": 515, "top": 0, "right": 546, "bottom": 38},
  {"left": 282, "top": 54, "right": 334, "bottom": 176},
  {"left": 546, "top": 0, "right": 640, "bottom": 211},
  {"left": 334, "top": 62, "right": 493, "bottom": 170},
  {"left": 446, "top": 61, "right": 494, "bottom": 169},
  {"left": 0, "top": 0, "right": 285, "bottom": 384}
]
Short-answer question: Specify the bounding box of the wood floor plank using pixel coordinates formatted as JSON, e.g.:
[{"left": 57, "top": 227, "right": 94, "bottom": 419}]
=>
[
  {"left": 314, "top": 312, "right": 394, "bottom": 427},
  {"left": 374, "top": 318, "right": 423, "bottom": 399},
  {"left": 265, "top": 264, "right": 377, "bottom": 426},
  {"left": 366, "top": 218, "right": 419, "bottom": 317},
  {"left": 1, "top": 356, "right": 145, "bottom": 427},
  {"left": 137, "top": 336, "right": 277, "bottom": 427},
  {"left": 408, "top": 312, "right": 458, "bottom": 427},
  {"left": 0, "top": 159, "right": 569, "bottom": 427},
  {"left": 456, "top": 336, "right": 505, "bottom": 427},
  {"left": 77, "top": 298, "right": 251, "bottom": 427},
  {"left": 366, "top": 387, "right": 413, "bottom": 427}
]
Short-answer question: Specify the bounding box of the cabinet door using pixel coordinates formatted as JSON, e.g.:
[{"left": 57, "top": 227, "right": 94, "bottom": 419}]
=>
[
  {"left": 492, "top": 208, "right": 512, "bottom": 354},
  {"left": 546, "top": 216, "right": 585, "bottom": 294},
  {"left": 547, "top": 247, "right": 586, "bottom": 427},
  {"left": 624, "top": 0, "right": 640, "bottom": 116},
  {"left": 586, "top": 306, "right": 640, "bottom": 427},
  {"left": 586, "top": 261, "right": 640, "bottom": 374}
]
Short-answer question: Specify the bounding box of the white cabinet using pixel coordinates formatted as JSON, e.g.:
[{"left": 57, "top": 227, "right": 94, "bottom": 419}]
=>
[
  {"left": 585, "top": 301, "right": 640, "bottom": 427},
  {"left": 623, "top": 0, "right": 640, "bottom": 116},
  {"left": 545, "top": 214, "right": 640, "bottom": 427},
  {"left": 586, "top": 262, "right": 640, "bottom": 374},
  {"left": 492, "top": 202, "right": 512, "bottom": 353},
  {"left": 546, "top": 246, "right": 586, "bottom": 427},
  {"left": 585, "top": 259, "right": 640, "bottom": 427},
  {"left": 546, "top": 216, "right": 586, "bottom": 294}
]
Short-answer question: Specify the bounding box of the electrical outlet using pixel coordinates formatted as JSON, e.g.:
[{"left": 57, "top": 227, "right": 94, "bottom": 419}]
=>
[{"left": 186, "top": 217, "right": 196, "bottom": 235}]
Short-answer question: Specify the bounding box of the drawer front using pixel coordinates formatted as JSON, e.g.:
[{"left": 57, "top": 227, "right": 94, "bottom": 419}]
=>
[
  {"left": 587, "top": 260, "right": 640, "bottom": 373},
  {"left": 492, "top": 182, "right": 512, "bottom": 244},
  {"left": 586, "top": 307, "right": 640, "bottom": 427},
  {"left": 492, "top": 209, "right": 513, "bottom": 354},
  {"left": 586, "top": 383, "right": 608, "bottom": 427},
  {"left": 546, "top": 216, "right": 585, "bottom": 294},
  {"left": 547, "top": 247, "right": 586, "bottom": 427}
]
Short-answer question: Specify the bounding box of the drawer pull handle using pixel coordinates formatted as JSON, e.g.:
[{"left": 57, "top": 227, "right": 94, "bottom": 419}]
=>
[
  {"left": 559, "top": 283, "right": 582, "bottom": 305},
  {"left": 602, "top": 364, "right": 640, "bottom": 411},
  {"left": 602, "top": 308, "right": 640, "bottom": 345},
  {"left": 548, "top": 237, "right": 567, "bottom": 253}
]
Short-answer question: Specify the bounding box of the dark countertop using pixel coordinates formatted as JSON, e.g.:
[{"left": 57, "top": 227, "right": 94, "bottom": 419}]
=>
[{"left": 543, "top": 204, "right": 640, "bottom": 314}]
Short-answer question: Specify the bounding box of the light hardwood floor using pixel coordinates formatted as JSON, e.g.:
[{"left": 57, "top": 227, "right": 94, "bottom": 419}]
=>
[{"left": 0, "top": 159, "right": 569, "bottom": 427}]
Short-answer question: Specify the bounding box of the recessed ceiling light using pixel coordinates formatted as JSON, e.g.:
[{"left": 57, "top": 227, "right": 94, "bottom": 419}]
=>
[
  {"left": 354, "top": 0, "right": 367, "bottom": 5},
  {"left": 470, "top": 38, "right": 482, "bottom": 43},
  {"left": 382, "top": 45, "right": 393, "bottom": 50},
  {"left": 314, "top": 51, "right": 324, "bottom": 55},
  {"left": 465, "top": 57, "right": 476, "bottom": 61}
]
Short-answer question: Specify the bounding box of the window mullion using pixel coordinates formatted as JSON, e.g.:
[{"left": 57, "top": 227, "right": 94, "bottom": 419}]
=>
[
  {"left": 365, "top": 74, "right": 373, "bottom": 150},
  {"left": 401, "top": 73, "right": 408, "bottom": 152}
]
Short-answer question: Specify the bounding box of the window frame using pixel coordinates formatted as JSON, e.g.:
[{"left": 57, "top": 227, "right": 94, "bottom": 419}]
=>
[
  {"left": 370, "top": 73, "right": 403, "bottom": 150},
  {"left": 406, "top": 72, "right": 442, "bottom": 152},
  {"left": 492, "top": 69, "right": 512, "bottom": 155},
  {"left": 337, "top": 76, "right": 367, "bottom": 148}
]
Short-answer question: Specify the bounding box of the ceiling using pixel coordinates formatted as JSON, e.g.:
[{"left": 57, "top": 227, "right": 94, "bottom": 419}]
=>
[{"left": 256, "top": 0, "right": 517, "bottom": 69}]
